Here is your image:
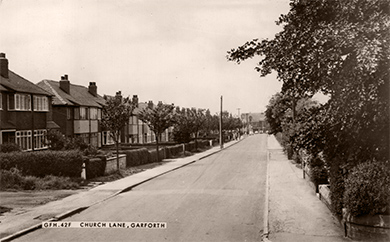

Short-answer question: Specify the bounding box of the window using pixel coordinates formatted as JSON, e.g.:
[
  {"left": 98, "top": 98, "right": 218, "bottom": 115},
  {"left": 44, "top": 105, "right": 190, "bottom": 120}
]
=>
[
  {"left": 8, "top": 93, "right": 15, "bottom": 110},
  {"left": 90, "top": 108, "right": 98, "bottom": 120},
  {"left": 16, "top": 130, "right": 32, "bottom": 151},
  {"left": 67, "top": 107, "right": 71, "bottom": 120},
  {"left": 0, "top": 93, "right": 2, "bottom": 110},
  {"left": 33, "top": 96, "right": 49, "bottom": 111},
  {"left": 34, "top": 130, "right": 47, "bottom": 150},
  {"left": 74, "top": 108, "right": 80, "bottom": 120},
  {"left": 102, "top": 131, "right": 114, "bottom": 145},
  {"left": 14, "top": 94, "right": 31, "bottom": 111},
  {"left": 80, "top": 107, "right": 88, "bottom": 120},
  {"left": 97, "top": 109, "right": 102, "bottom": 120}
]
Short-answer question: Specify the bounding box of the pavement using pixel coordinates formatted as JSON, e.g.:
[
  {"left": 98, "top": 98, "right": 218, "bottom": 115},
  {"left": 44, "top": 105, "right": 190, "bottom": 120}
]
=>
[
  {"left": 266, "top": 135, "right": 349, "bottom": 242},
  {"left": 0, "top": 140, "right": 240, "bottom": 242}
]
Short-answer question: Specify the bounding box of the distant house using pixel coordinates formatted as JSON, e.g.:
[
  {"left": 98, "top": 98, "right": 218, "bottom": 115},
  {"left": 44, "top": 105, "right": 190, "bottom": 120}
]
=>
[
  {"left": 37, "top": 76, "right": 107, "bottom": 147},
  {"left": 0, "top": 53, "right": 59, "bottom": 151},
  {"left": 241, "top": 112, "right": 269, "bottom": 133},
  {"left": 123, "top": 95, "right": 171, "bottom": 144}
]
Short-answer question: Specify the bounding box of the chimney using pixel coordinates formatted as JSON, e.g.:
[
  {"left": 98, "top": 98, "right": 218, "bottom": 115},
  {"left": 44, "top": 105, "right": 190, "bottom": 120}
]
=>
[
  {"left": 148, "top": 100, "right": 153, "bottom": 109},
  {"left": 132, "top": 95, "right": 139, "bottom": 107},
  {"left": 59, "top": 74, "right": 70, "bottom": 94},
  {"left": 0, "top": 53, "right": 9, "bottom": 78},
  {"left": 88, "top": 82, "right": 97, "bottom": 97},
  {"left": 115, "top": 91, "right": 122, "bottom": 101}
]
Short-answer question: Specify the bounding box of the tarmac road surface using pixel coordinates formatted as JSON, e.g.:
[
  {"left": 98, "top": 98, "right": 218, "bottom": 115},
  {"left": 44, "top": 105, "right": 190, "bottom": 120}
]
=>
[{"left": 14, "top": 134, "right": 268, "bottom": 242}]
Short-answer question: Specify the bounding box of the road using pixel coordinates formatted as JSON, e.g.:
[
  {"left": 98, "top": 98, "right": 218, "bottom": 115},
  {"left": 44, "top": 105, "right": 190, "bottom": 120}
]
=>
[{"left": 14, "top": 134, "right": 268, "bottom": 242}]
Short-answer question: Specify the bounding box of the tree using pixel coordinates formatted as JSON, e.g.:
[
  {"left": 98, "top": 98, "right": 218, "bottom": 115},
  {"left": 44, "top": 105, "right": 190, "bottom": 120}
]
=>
[
  {"left": 101, "top": 92, "right": 134, "bottom": 173},
  {"left": 203, "top": 109, "right": 219, "bottom": 135},
  {"left": 137, "top": 102, "right": 176, "bottom": 162},
  {"left": 189, "top": 108, "right": 206, "bottom": 149},
  {"left": 228, "top": 0, "right": 389, "bottom": 215},
  {"left": 173, "top": 107, "right": 206, "bottom": 149},
  {"left": 172, "top": 107, "right": 193, "bottom": 143}
]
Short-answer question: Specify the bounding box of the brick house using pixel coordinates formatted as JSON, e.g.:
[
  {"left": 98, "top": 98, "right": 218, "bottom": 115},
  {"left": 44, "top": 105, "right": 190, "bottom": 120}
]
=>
[
  {"left": 0, "top": 53, "right": 59, "bottom": 151},
  {"left": 123, "top": 95, "right": 171, "bottom": 144},
  {"left": 37, "top": 76, "right": 107, "bottom": 147}
]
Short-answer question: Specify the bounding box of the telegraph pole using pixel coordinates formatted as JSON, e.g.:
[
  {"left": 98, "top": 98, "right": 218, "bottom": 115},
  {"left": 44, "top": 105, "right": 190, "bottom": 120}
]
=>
[{"left": 220, "top": 96, "right": 223, "bottom": 149}]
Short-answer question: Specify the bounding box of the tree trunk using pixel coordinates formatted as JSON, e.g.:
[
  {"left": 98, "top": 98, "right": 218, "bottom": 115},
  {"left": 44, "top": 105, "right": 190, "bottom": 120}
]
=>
[
  {"left": 156, "top": 135, "right": 161, "bottom": 162},
  {"left": 292, "top": 97, "right": 297, "bottom": 124},
  {"left": 116, "top": 140, "right": 120, "bottom": 174},
  {"left": 115, "top": 132, "right": 120, "bottom": 174},
  {"left": 195, "top": 131, "right": 198, "bottom": 150}
]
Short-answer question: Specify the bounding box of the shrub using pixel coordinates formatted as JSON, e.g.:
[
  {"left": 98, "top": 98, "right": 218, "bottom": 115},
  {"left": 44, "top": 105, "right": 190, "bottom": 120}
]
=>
[
  {"left": 0, "top": 143, "right": 21, "bottom": 153},
  {"left": 122, "top": 148, "right": 150, "bottom": 167},
  {"left": 344, "top": 161, "right": 390, "bottom": 217},
  {"left": 292, "top": 152, "right": 302, "bottom": 164},
  {"left": 0, "top": 168, "right": 81, "bottom": 190},
  {"left": 86, "top": 157, "right": 107, "bottom": 179},
  {"left": 166, "top": 145, "right": 183, "bottom": 158},
  {"left": 46, "top": 129, "right": 67, "bottom": 150},
  {"left": 65, "top": 137, "right": 89, "bottom": 150},
  {"left": 328, "top": 158, "right": 347, "bottom": 217},
  {"left": 35, "top": 175, "right": 80, "bottom": 190},
  {"left": 0, "top": 150, "right": 83, "bottom": 177},
  {"left": 149, "top": 148, "right": 165, "bottom": 163},
  {"left": 0, "top": 168, "right": 24, "bottom": 189},
  {"left": 308, "top": 156, "right": 329, "bottom": 192},
  {"left": 83, "top": 145, "right": 99, "bottom": 157},
  {"left": 22, "top": 176, "right": 37, "bottom": 190}
]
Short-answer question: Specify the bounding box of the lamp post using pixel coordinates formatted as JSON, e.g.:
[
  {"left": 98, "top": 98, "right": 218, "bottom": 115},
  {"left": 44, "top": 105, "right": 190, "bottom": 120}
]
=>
[{"left": 220, "top": 96, "right": 223, "bottom": 149}]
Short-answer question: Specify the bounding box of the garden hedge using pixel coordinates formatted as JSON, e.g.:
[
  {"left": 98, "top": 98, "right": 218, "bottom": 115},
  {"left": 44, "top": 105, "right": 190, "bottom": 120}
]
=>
[
  {"left": 86, "top": 156, "right": 107, "bottom": 179},
  {"left": 165, "top": 145, "right": 183, "bottom": 158},
  {"left": 0, "top": 150, "right": 83, "bottom": 178},
  {"left": 121, "top": 148, "right": 150, "bottom": 167},
  {"left": 344, "top": 161, "right": 390, "bottom": 217}
]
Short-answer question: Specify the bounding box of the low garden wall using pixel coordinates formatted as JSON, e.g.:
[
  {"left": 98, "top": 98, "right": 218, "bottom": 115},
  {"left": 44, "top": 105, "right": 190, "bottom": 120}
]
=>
[
  {"left": 343, "top": 209, "right": 390, "bottom": 241},
  {"left": 104, "top": 154, "right": 126, "bottom": 175}
]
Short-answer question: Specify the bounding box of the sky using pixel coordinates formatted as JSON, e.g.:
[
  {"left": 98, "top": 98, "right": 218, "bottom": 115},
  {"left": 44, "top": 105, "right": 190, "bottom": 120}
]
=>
[{"left": 0, "top": 0, "right": 292, "bottom": 115}]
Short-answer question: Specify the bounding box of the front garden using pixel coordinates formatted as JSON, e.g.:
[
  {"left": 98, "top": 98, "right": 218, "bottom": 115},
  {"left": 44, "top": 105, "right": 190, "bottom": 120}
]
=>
[{"left": 0, "top": 131, "right": 215, "bottom": 192}]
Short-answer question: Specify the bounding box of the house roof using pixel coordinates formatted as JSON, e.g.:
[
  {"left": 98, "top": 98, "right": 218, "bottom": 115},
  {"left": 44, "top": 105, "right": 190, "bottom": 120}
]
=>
[
  {"left": 0, "top": 84, "right": 8, "bottom": 91},
  {"left": 132, "top": 102, "right": 148, "bottom": 115},
  {"left": 37, "top": 80, "right": 106, "bottom": 108},
  {"left": 0, "top": 70, "right": 51, "bottom": 96}
]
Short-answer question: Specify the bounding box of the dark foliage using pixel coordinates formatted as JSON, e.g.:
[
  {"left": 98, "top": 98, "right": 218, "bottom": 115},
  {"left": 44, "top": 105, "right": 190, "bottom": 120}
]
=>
[{"left": 0, "top": 150, "right": 83, "bottom": 178}]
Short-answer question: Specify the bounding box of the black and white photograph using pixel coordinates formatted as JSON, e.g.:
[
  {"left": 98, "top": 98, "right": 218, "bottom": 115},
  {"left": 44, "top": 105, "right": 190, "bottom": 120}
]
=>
[{"left": 0, "top": 0, "right": 389, "bottom": 241}]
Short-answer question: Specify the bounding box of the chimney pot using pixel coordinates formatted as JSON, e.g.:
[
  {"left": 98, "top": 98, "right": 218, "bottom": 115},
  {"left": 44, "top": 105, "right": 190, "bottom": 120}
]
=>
[
  {"left": 88, "top": 82, "right": 97, "bottom": 97},
  {"left": 0, "top": 53, "right": 9, "bottom": 78},
  {"left": 132, "top": 95, "right": 139, "bottom": 107},
  {"left": 59, "top": 75, "right": 70, "bottom": 94}
]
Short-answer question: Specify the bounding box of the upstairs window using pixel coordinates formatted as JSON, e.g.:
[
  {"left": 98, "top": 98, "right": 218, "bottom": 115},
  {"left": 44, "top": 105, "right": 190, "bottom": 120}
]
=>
[
  {"left": 14, "top": 94, "right": 31, "bottom": 111},
  {"left": 0, "top": 93, "right": 2, "bottom": 110},
  {"left": 97, "top": 109, "right": 101, "bottom": 120},
  {"left": 90, "top": 108, "right": 98, "bottom": 120},
  {"left": 33, "top": 96, "right": 49, "bottom": 111},
  {"left": 67, "top": 107, "right": 72, "bottom": 120},
  {"left": 80, "top": 107, "right": 88, "bottom": 120}
]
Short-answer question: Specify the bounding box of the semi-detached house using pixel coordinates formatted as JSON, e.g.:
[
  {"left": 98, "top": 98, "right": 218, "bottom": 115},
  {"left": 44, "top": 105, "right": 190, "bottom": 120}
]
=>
[
  {"left": 0, "top": 53, "right": 59, "bottom": 151},
  {"left": 37, "top": 76, "right": 108, "bottom": 147},
  {"left": 124, "top": 96, "right": 171, "bottom": 144}
]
